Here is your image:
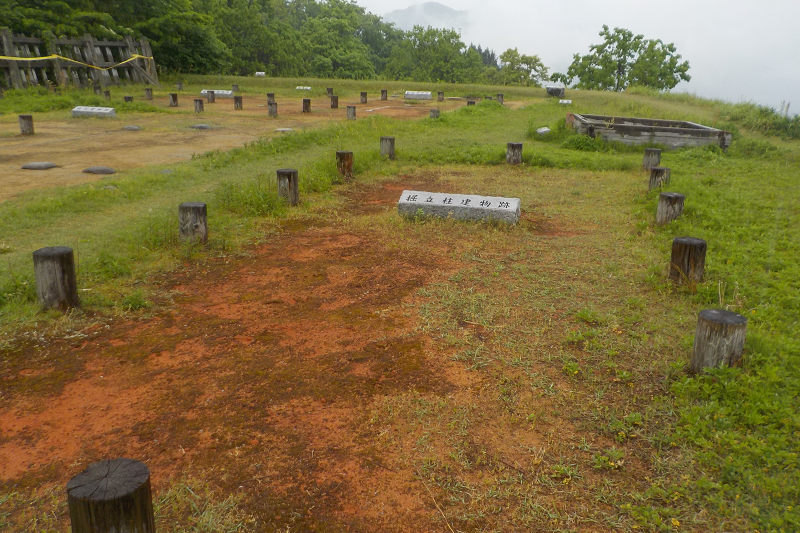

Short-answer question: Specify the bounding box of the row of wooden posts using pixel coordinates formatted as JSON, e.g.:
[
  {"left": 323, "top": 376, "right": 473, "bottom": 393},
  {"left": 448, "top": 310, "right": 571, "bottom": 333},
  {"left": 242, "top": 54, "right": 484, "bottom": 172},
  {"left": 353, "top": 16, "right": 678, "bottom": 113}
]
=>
[{"left": 642, "top": 147, "right": 748, "bottom": 374}]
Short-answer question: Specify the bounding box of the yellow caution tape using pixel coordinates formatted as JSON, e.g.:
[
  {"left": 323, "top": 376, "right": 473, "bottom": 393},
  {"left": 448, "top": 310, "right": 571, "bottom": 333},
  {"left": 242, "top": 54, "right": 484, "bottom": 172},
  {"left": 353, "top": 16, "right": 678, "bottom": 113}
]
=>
[{"left": 0, "top": 54, "right": 153, "bottom": 70}]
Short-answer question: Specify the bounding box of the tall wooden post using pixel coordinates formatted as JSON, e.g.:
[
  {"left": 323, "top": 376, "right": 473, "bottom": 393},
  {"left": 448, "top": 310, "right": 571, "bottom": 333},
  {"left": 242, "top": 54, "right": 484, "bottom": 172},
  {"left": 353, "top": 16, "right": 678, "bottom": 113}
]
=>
[
  {"left": 48, "top": 40, "right": 68, "bottom": 88},
  {"left": 669, "top": 237, "right": 706, "bottom": 285},
  {"left": 360, "top": 91, "right": 367, "bottom": 104},
  {"left": 656, "top": 192, "right": 685, "bottom": 225},
  {"left": 380, "top": 137, "right": 395, "bottom": 160},
  {"left": 139, "top": 37, "right": 159, "bottom": 85},
  {"left": 302, "top": 98, "right": 311, "bottom": 113},
  {"left": 506, "top": 142, "right": 523, "bottom": 165},
  {"left": 81, "top": 34, "right": 102, "bottom": 88},
  {"left": 2, "top": 28, "right": 24, "bottom": 89},
  {"left": 437, "top": 91, "right": 444, "bottom": 102},
  {"left": 691, "top": 310, "right": 747, "bottom": 373},
  {"left": 381, "top": 89, "right": 387, "bottom": 101},
  {"left": 497, "top": 93, "right": 504, "bottom": 105},
  {"left": 179, "top": 202, "right": 208, "bottom": 243},
  {"left": 268, "top": 102, "right": 277, "bottom": 117},
  {"left": 331, "top": 95, "right": 338, "bottom": 109},
  {"left": 67, "top": 458, "right": 155, "bottom": 533},
  {"left": 33, "top": 246, "right": 79, "bottom": 311},
  {"left": 19, "top": 115, "right": 34, "bottom": 135},
  {"left": 336, "top": 151, "right": 354, "bottom": 180},
  {"left": 123, "top": 36, "right": 143, "bottom": 85},
  {"left": 194, "top": 99, "right": 204, "bottom": 113},
  {"left": 277, "top": 169, "right": 299, "bottom": 206},
  {"left": 648, "top": 167, "right": 671, "bottom": 190},
  {"left": 643, "top": 148, "right": 661, "bottom": 170},
  {"left": 169, "top": 93, "right": 178, "bottom": 107},
  {"left": 346, "top": 105, "right": 356, "bottom": 120},
  {"left": 234, "top": 95, "right": 243, "bottom": 110}
]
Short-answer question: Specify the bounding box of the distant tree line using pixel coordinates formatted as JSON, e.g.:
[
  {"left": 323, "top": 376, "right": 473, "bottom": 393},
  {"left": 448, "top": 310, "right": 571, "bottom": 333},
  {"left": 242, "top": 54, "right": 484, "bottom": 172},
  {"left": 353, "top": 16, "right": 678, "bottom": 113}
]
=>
[{"left": 2, "top": 1, "right": 689, "bottom": 90}]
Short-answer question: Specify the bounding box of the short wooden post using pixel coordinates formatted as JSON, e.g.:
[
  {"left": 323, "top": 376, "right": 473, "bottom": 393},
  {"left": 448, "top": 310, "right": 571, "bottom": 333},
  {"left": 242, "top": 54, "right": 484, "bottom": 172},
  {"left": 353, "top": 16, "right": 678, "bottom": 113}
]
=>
[
  {"left": 381, "top": 89, "right": 387, "bottom": 101},
  {"left": 67, "top": 458, "right": 155, "bottom": 533},
  {"left": 643, "top": 148, "right": 661, "bottom": 170},
  {"left": 104, "top": 90, "right": 111, "bottom": 100},
  {"left": 232, "top": 84, "right": 239, "bottom": 93},
  {"left": 33, "top": 246, "right": 79, "bottom": 311},
  {"left": 380, "top": 136, "right": 395, "bottom": 160},
  {"left": 347, "top": 105, "right": 356, "bottom": 120},
  {"left": 648, "top": 167, "right": 671, "bottom": 190},
  {"left": 327, "top": 87, "right": 333, "bottom": 97},
  {"left": 360, "top": 91, "right": 367, "bottom": 104},
  {"left": 467, "top": 100, "right": 476, "bottom": 106},
  {"left": 437, "top": 91, "right": 444, "bottom": 102},
  {"left": 506, "top": 142, "right": 523, "bottom": 165},
  {"left": 302, "top": 98, "right": 311, "bottom": 113},
  {"left": 497, "top": 93, "right": 504, "bottom": 105},
  {"left": 267, "top": 92, "right": 275, "bottom": 103},
  {"left": 93, "top": 85, "right": 102, "bottom": 95},
  {"left": 430, "top": 109, "right": 440, "bottom": 119},
  {"left": 336, "top": 151, "right": 354, "bottom": 180},
  {"left": 144, "top": 88, "right": 152, "bottom": 100},
  {"left": 168, "top": 93, "right": 178, "bottom": 107},
  {"left": 194, "top": 99, "right": 204, "bottom": 113},
  {"left": 19, "top": 115, "right": 34, "bottom": 135},
  {"left": 176, "top": 82, "right": 183, "bottom": 91},
  {"left": 691, "top": 309, "right": 747, "bottom": 373},
  {"left": 179, "top": 202, "right": 208, "bottom": 243},
  {"left": 656, "top": 192, "right": 685, "bottom": 225},
  {"left": 669, "top": 237, "right": 706, "bottom": 285},
  {"left": 268, "top": 102, "right": 277, "bottom": 117},
  {"left": 331, "top": 95, "right": 339, "bottom": 109},
  {"left": 277, "top": 169, "right": 299, "bottom": 206},
  {"left": 206, "top": 90, "right": 215, "bottom": 103},
  {"left": 124, "top": 96, "right": 133, "bottom": 103},
  {"left": 234, "top": 95, "right": 243, "bottom": 110}
]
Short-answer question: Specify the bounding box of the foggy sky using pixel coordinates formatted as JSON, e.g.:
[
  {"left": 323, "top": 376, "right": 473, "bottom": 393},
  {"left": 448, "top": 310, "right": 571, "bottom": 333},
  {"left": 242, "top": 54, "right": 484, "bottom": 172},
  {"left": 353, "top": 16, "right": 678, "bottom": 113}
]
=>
[{"left": 357, "top": 0, "right": 800, "bottom": 113}]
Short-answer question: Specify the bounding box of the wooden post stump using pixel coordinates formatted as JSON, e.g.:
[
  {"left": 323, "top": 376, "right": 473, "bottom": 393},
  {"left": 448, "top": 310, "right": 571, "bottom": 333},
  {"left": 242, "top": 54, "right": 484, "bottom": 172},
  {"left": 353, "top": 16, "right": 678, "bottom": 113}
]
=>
[
  {"left": 643, "top": 148, "right": 661, "bottom": 170},
  {"left": 179, "top": 202, "right": 208, "bottom": 243},
  {"left": 497, "top": 93, "right": 504, "bottom": 105},
  {"left": 360, "top": 91, "right": 367, "bottom": 104},
  {"left": 669, "top": 237, "right": 706, "bottom": 285},
  {"left": 302, "top": 98, "right": 311, "bottom": 113},
  {"left": 327, "top": 87, "right": 333, "bottom": 97},
  {"left": 194, "top": 99, "right": 204, "bottom": 113},
  {"left": 232, "top": 84, "right": 239, "bottom": 93},
  {"left": 331, "top": 95, "right": 339, "bottom": 109},
  {"left": 657, "top": 192, "right": 685, "bottom": 225},
  {"left": 144, "top": 88, "right": 152, "bottom": 100},
  {"left": 336, "top": 151, "right": 354, "bottom": 180},
  {"left": 506, "top": 142, "right": 523, "bottom": 165},
  {"left": 168, "top": 93, "right": 178, "bottom": 107},
  {"left": 648, "top": 167, "right": 671, "bottom": 190},
  {"left": 103, "top": 90, "right": 111, "bottom": 100},
  {"left": 380, "top": 136, "right": 395, "bottom": 160},
  {"left": 347, "top": 105, "right": 356, "bottom": 120},
  {"left": 467, "top": 100, "right": 476, "bottom": 106},
  {"left": 176, "top": 82, "right": 183, "bottom": 91},
  {"left": 33, "top": 246, "right": 79, "bottom": 311},
  {"left": 277, "top": 169, "right": 299, "bottom": 206},
  {"left": 267, "top": 92, "right": 275, "bottom": 103},
  {"left": 206, "top": 90, "right": 215, "bottom": 103},
  {"left": 19, "top": 115, "right": 34, "bottom": 135},
  {"left": 268, "top": 102, "right": 277, "bottom": 117},
  {"left": 437, "top": 91, "right": 444, "bottom": 102},
  {"left": 93, "top": 85, "right": 102, "bottom": 95},
  {"left": 430, "top": 109, "right": 440, "bottom": 119},
  {"left": 381, "top": 89, "right": 388, "bottom": 101},
  {"left": 67, "top": 458, "right": 155, "bottom": 533},
  {"left": 691, "top": 309, "right": 747, "bottom": 373},
  {"left": 234, "top": 95, "right": 243, "bottom": 110},
  {"left": 124, "top": 96, "right": 133, "bottom": 103}
]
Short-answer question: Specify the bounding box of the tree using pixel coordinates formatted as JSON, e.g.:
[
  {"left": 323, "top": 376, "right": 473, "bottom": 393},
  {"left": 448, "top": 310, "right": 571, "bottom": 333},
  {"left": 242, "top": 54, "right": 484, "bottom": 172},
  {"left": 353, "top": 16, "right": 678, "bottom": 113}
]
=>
[
  {"left": 565, "top": 25, "right": 690, "bottom": 91},
  {"left": 384, "top": 26, "right": 481, "bottom": 84},
  {"left": 499, "top": 48, "right": 548, "bottom": 86}
]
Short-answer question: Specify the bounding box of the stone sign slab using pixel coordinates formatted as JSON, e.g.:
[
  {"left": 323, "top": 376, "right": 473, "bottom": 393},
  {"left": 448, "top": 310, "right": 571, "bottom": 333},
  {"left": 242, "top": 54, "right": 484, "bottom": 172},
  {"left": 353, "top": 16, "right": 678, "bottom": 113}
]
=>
[
  {"left": 254, "top": 72, "right": 266, "bottom": 77},
  {"left": 295, "top": 86, "right": 312, "bottom": 90},
  {"left": 398, "top": 190, "right": 520, "bottom": 224},
  {"left": 405, "top": 91, "right": 432, "bottom": 100},
  {"left": 72, "top": 106, "right": 116, "bottom": 118},
  {"left": 200, "top": 89, "right": 233, "bottom": 98}
]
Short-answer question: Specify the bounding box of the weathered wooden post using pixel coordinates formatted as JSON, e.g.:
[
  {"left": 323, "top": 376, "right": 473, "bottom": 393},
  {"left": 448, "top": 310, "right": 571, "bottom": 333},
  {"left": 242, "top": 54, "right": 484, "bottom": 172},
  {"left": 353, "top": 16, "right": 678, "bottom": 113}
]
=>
[
  {"left": 656, "top": 192, "right": 685, "bottom": 225},
  {"left": 381, "top": 89, "right": 388, "bottom": 101},
  {"left": 506, "top": 142, "right": 523, "bottom": 165},
  {"left": 691, "top": 309, "right": 748, "bottom": 373},
  {"left": 277, "top": 169, "right": 299, "bottom": 206},
  {"left": 168, "top": 93, "right": 178, "bottom": 107},
  {"left": 179, "top": 202, "right": 208, "bottom": 243},
  {"left": 234, "top": 95, "right": 243, "bottom": 110},
  {"left": 104, "top": 90, "right": 111, "bottom": 100},
  {"left": 327, "top": 87, "right": 333, "bottom": 97},
  {"left": 437, "top": 91, "right": 444, "bottom": 102},
  {"left": 67, "top": 458, "right": 155, "bottom": 533},
  {"left": 430, "top": 109, "right": 440, "bottom": 119},
  {"left": 267, "top": 92, "right": 275, "bottom": 103},
  {"left": 347, "top": 105, "right": 356, "bottom": 120},
  {"left": 176, "top": 82, "right": 183, "bottom": 91},
  {"left": 144, "top": 88, "right": 152, "bottom": 100},
  {"left": 643, "top": 148, "right": 661, "bottom": 170},
  {"left": 497, "top": 93, "right": 504, "bottom": 105},
  {"left": 19, "top": 115, "right": 34, "bottom": 135},
  {"left": 648, "top": 167, "right": 671, "bottom": 190},
  {"left": 360, "top": 91, "right": 368, "bottom": 104},
  {"left": 467, "top": 100, "right": 476, "bottom": 106},
  {"left": 33, "top": 246, "right": 79, "bottom": 311},
  {"left": 669, "top": 237, "right": 706, "bottom": 285},
  {"left": 380, "top": 136, "right": 396, "bottom": 160},
  {"left": 124, "top": 96, "right": 133, "bottom": 103},
  {"left": 206, "top": 90, "right": 215, "bottom": 103},
  {"left": 93, "top": 85, "right": 102, "bottom": 95},
  {"left": 268, "top": 102, "right": 278, "bottom": 117},
  {"left": 302, "top": 98, "right": 311, "bottom": 113},
  {"left": 232, "top": 84, "right": 239, "bottom": 93},
  {"left": 331, "top": 95, "right": 339, "bottom": 109},
  {"left": 194, "top": 99, "right": 204, "bottom": 113},
  {"left": 336, "top": 151, "right": 354, "bottom": 180}
]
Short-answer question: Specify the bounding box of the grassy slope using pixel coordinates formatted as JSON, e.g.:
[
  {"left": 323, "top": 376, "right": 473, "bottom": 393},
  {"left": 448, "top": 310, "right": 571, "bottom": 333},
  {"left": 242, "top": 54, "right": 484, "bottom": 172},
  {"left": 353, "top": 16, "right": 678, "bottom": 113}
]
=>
[{"left": 0, "top": 79, "right": 798, "bottom": 532}]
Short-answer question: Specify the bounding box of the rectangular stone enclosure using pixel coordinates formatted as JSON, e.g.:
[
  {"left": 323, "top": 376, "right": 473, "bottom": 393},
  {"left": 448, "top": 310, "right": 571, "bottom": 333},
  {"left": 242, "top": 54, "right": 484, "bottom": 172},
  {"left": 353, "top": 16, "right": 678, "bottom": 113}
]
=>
[
  {"left": 200, "top": 89, "right": 233, "bottom": 98},
  {"left": 71, "top": 106, "right": 116, "bottom": 118},
  {"left": 567, "top": 113, "right": 732, "bottom": 150},
  {"left": 398, "top": 190, "right": 521, "bottom": 224},
  {"left": 405, "top": 91, "right": 432, "bottom": 100}
]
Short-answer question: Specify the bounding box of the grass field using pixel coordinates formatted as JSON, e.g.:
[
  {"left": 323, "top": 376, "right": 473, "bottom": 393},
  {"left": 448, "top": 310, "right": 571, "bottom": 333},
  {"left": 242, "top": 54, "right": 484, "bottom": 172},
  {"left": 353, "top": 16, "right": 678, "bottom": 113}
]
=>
[{"left": 0, "top": 77, "right": 798, "bottom": 532}]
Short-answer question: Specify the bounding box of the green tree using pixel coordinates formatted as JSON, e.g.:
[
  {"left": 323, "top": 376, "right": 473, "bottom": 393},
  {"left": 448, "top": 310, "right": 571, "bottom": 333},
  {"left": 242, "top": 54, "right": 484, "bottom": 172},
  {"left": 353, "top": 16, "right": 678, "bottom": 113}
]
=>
[
  {"left": 499, "top": 48, "right": 548, "bottom": 86},
  {"left": 385, "top": 26, "right": 479, "bottom": 83}
]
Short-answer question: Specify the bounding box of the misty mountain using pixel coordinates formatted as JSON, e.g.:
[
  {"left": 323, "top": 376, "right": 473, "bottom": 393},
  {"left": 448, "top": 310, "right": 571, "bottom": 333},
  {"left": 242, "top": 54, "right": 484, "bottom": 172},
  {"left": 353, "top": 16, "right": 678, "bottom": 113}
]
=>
[{"left": 383, "top": 2, "right": 469, "bottom": 33}]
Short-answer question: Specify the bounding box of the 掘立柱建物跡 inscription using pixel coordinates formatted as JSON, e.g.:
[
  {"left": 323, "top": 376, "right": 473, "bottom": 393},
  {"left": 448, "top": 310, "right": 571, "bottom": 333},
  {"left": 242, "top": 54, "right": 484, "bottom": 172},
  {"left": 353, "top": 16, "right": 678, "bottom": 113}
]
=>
[{"left": 398, "top": 190, "right": 521, "bottom": 224}]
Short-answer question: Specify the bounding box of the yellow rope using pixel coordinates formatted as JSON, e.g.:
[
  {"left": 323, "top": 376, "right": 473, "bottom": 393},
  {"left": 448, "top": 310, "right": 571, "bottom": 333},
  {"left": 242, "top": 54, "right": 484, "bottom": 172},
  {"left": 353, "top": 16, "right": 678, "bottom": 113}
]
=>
[{"left": 0, "top": 54, "right": 153, "bottom": 70}]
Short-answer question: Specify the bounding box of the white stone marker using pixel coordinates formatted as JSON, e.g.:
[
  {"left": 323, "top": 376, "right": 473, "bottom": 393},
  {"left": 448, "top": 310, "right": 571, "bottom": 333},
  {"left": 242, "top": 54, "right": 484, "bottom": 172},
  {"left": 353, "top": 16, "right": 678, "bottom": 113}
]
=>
[
  {"left": 72, "top": 106, "right": 116, "bottom": 118},
  {"left": 200, "top": 89, "right": 233, "bottom": 98},
  {"left": 559, "top": 100, "right": 572, "bottom": 105},
  {"left": 254, "top": 72, "right": 266, "bottom": 77},
  {"left": 295, "top": 86, "right": 312, "bottom": 90},
  {"left": 398, "top": 190, "right": 520, "bottom": 224},
  {"left": 536, "top": 127, "right": 551, "bottom": 135},
  {"left": 405, "top": 91, "right": 432, "bottom": 100}
]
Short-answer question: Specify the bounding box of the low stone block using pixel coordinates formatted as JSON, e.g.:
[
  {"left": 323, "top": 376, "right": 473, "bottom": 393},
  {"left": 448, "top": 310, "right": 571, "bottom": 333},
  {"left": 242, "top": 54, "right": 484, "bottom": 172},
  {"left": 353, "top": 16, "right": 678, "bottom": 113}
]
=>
[
  {"left": 559, "top": 100, "right": 572, "bottom": 105},
  {"left": 398, "top": 190, "right": 520, "bottom": 224},
  {"left": 254, "top": 72, "right": 266, "bottom": 77},
  {"left": 405, "top": 91, "right": 432, "bottom": 100},
  {"left": 22, "top": 162, "right": 59, "bottom": 170},
  {"left": 295, "top": 86, "right": 312, "bottom": 90},
  {"left": 276, "top": 128, "right": 294, "bottom": 133},
  {"left": 536, "top": 127, "right": 551, "bottom": 135},
  {"left": 190, "top": 124, "right": 212, "bottom": 130},
  {"left": 123, "top": 125, "right": 142, "bottom": 131},
  {"left": 72, "top": 106, "right": 116, "bottom": 118},
  {"left": 200, "top": 89, "right": 233, "bottom": 98},
  {"left": 83, "top": 166, "right": 116, "bottom": 175}
]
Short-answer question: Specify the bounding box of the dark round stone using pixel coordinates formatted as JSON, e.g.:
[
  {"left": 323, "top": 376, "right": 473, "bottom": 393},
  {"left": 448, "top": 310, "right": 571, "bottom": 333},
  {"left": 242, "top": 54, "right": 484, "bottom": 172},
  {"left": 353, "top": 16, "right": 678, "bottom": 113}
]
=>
[
  {"left": 83, "top": 166, "right": 116, "bottom": 175},
  {"left": 190, "top": 124, "right": 211, "bottom": 130},
  {"left": 22, "top": 162, "right": 59, "bottom": 170},
  {"left": 123, "top": 125, "right": 142, "bottom": 131}
]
